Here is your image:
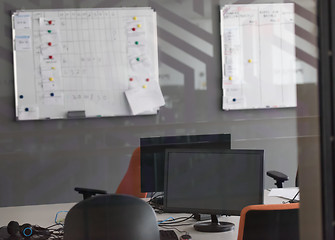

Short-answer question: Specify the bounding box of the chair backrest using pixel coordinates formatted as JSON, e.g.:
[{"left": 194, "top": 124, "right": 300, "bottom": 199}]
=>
[
  {"left": 115, "top": 147, "right": 147, "bottom": 198},
  {"left": 63, "top": 194, "right": 160, "bottom": 240},
  {"left": 238, "top": 203, "right": 299, "bottom": 240}
]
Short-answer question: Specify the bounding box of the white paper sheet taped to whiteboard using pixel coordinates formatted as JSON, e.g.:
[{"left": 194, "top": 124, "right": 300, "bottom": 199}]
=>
[
  {"left": 125, "top": 80, "right": 165, "bottom": 115},
  {"left": 12, "top": 7, "right": 164, "bottom": 120},
  {"left": 15, "top": 35, "right": 32, "bottom": 51},
  {"left": 221, "top": 3, "right": 297, "bottom": 110}
]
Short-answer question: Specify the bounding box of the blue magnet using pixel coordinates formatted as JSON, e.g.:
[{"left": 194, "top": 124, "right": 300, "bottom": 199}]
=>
[
  {"left": 232, "top": 98, "right": 236, "bottom": 102},
  {"left": 25, "top": 108, "right": 29, "bottom": 112},
  {"left": 19, "top": 95, "right": 24, "bottom": 99},
  {"left": 50, "top": 93, "right": 54, "bottom": 97}
]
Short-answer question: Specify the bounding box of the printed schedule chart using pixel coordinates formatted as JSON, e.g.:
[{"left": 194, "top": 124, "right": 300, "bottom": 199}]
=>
[
  {"left": 12, "top": 8, "right": 164, "bottom": 120},
  {"left": 221, "top": 3, "right": 297, "bottom": 111}
]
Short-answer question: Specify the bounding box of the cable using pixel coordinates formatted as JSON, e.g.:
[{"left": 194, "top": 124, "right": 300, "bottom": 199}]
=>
[
  {"left": 147, "top": 192, "right": 163, "bottom": 201},
  {"left": 47, "top": 224, "right": 64, "bottom": 240},
  {"left": 54, "top": 210, "right": 68, "bottom": 224},
  {"left": 158, "top": 214, "right": 194, "bottom": 226},
  {"left": 46, "top": 211, "right": 67, "bottom": 239},
  {"left": 289, "top": 190, "right": 300, "bottom": 203},
  {"left": 147, "top": 193, "right": 164, "bottom": 204},
  {"left": 147, "top": 193, "right": 165, "bottom": 213},
  {"left": 159, "top": 225, "right": 189, "bottom": 235},
  {"left": 282, "top": 190, "right": 300, "bottom": 204},
  {"left": 158, "top": 217, "right": 175, "bottom": 224}
]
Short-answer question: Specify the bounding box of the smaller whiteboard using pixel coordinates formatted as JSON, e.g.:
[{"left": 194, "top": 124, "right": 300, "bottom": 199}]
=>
[
  {"left": 220, "top": 3, "right": 296, "bottom": 110},
  {"left": 12, "top": 7, "right": 164, "bottom": 120}
]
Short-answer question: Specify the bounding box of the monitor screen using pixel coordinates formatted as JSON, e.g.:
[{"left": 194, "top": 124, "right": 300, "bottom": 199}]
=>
[
  {"left": 140, "top": 134, "right": 231, "bottom": 192},
  {"left": 164, "top": 149, "right": 264, "bottom": 216}
]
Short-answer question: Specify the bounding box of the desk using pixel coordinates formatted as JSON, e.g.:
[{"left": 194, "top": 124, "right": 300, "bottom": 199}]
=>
[{"left": 0, "top": 190, "right": 285, "bottom": 240}]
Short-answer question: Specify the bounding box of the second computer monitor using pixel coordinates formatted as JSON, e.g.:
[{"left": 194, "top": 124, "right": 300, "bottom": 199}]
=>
[
  {"left": 140, "top": 133, "right": 231, "bottom": 192},
  {"left": 164, "top": 148, "right": 264, "bottom": 232}
]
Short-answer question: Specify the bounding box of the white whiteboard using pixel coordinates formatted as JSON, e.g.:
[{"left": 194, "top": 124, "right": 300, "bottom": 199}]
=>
[
  {"left": 220, "top": 3, "right": 296, "bottom": 110},
  {"left": 12, "top": 7, "right": 164, "bottom": 120}
]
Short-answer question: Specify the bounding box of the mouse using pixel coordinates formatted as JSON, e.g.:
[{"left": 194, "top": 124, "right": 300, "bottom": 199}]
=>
[{"left": 180, "top": 234, "right": 192, "bottom": 240}]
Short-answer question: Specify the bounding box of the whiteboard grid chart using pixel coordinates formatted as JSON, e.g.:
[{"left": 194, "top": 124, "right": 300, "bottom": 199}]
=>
[
  {"left": 221, "top": 3, "right": 297, "bottom": 110},
  {"left": 12, "top": 8, "right": 163, "bottom": 120}
]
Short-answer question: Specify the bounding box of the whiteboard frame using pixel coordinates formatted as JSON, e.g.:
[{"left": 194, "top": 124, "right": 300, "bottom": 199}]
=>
[{"left": 12, "top": 7, "right": 161, "bottom": 120}]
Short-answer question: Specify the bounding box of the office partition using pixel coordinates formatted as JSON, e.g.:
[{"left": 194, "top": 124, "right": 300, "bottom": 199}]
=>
[{"left": 0, "top": 1, "right": 319, "bottom": 226}]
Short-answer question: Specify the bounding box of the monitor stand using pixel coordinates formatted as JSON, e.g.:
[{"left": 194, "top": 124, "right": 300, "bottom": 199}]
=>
[{"left": 193, "top": 215, "right": 234, "bottom": 232}]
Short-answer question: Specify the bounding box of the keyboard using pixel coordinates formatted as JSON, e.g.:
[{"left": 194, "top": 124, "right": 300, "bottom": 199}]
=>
[{"left": 159, "top": 230, "right": 178, "bottom": 240}]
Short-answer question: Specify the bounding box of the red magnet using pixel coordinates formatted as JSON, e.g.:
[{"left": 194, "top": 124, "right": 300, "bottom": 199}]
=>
[
  {"left": 48, "top": 20, "right": 52, "bottom": 25},
  {"left": 49, "top": 56, "right": 53, "bottom": 59},
  {"left": 48, "top": 42, "right": 52, "bottom": 46}
]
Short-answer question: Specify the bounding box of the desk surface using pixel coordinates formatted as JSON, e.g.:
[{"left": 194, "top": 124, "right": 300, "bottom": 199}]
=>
[{"left": 0, "top": 190, "right": 286, "bottom": 240}]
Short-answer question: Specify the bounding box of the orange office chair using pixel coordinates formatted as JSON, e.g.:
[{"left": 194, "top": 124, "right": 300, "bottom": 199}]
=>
[
  {"left": 237, "top": 203, "right": 299, "bottom": 240},
  {"left": 116, "top": 147, "right": 147, "bottom": 198},
  {"left": 75, "top": 147, "right": 147, "bottom": 199}
]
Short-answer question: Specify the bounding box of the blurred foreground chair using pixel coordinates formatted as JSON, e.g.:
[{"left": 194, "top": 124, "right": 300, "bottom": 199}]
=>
[
  {"left": 75, "top": 147, "right": 147, "bottom": 199},
  {"left": 63, "top": 194, "right": 159, "bottom": 240},
  {"left": 237, "top": 203, "right": 299, "bottom": 240}
]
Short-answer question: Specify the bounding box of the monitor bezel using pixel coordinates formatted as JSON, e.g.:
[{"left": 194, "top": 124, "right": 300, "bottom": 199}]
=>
[{"left": 163, "top": 148, "right": 264, "bottom": 216}]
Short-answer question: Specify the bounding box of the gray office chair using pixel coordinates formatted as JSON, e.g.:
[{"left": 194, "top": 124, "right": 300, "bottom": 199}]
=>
[
  {"left": 63, "top": 194, "right": 160, "bottom": 240},
  {"left": 267, "top": 169, "right": 298, "bottom": 188}
]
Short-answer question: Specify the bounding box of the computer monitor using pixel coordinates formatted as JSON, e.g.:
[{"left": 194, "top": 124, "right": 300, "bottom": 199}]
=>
[
  {"left": 164, "top": 149, "right": 264, "bottom": 232},
  {"left": 140, "top": 134, "right": 231, "bottom": 192}
]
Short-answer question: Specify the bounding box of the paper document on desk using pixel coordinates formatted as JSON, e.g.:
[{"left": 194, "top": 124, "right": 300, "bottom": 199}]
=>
[{"left": 268, "top": 187, "right": 300, "bottom": 201}]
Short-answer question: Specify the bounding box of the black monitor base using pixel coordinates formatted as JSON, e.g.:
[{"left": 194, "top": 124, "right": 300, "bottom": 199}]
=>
[{"left": 193, "top": 215, "right": 234, "bottom": 232}]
